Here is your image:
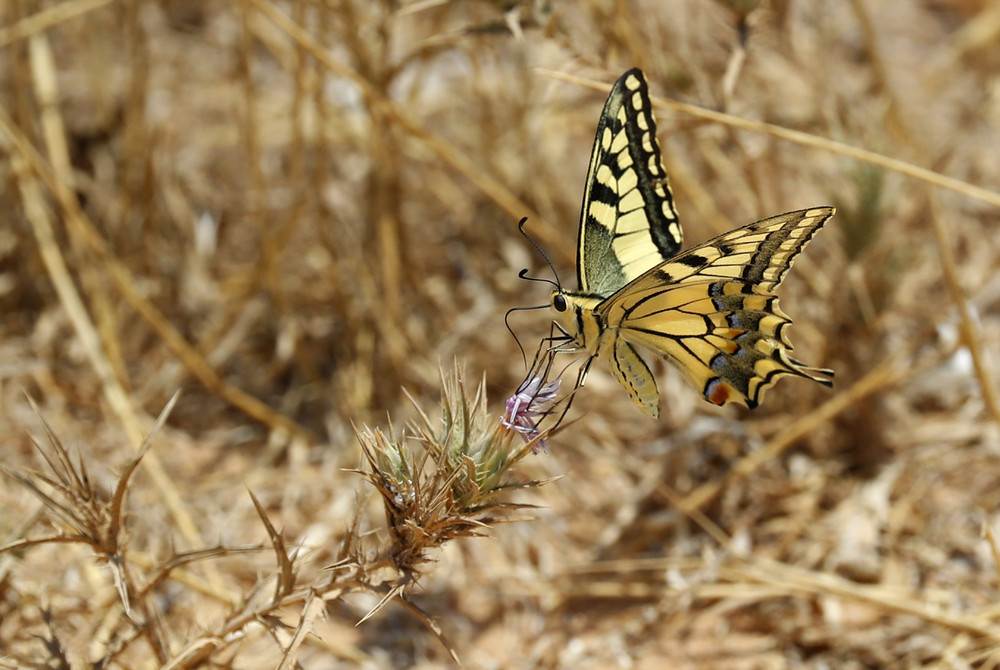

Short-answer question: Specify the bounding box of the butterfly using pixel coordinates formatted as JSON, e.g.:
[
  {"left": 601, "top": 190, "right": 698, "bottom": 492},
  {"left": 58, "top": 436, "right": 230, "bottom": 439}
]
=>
[{"left": 549, "top": 69, "right": 834, "bottom": 418}]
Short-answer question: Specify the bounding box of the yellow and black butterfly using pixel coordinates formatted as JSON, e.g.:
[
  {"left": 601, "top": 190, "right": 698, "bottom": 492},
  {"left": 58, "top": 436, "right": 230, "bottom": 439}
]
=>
[{"left": 549, "top": 69, "right": 834, "bottom": 417}]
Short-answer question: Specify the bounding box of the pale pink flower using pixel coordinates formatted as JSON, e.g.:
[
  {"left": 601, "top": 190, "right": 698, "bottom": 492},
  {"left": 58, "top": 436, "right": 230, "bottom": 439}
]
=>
[{"left": 502, "top": 376, "right": 561, "bottom": 453}]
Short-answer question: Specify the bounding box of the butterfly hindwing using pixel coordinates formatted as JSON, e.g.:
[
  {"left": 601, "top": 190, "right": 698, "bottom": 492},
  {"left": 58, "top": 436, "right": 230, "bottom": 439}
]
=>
[
  {"left": 602, "top": 337, "right": 660, "bottom": 417},
  {"left": 578, "top": 69, "right": 682, "bottom": 296},
  {"left": 599, "top": 207, "right": 835, "bottom": 410}
]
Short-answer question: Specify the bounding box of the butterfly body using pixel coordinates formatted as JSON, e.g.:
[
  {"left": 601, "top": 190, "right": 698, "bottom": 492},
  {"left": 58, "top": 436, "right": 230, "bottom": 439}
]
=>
[{"left": 550, "top": 69, "right": 834, "bottom": 417}]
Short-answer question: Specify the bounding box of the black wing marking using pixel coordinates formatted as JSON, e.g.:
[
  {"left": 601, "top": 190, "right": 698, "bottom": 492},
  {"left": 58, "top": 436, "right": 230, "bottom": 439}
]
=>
[{"left": 577, "top": 69, "right": 681, "bottom": 296}]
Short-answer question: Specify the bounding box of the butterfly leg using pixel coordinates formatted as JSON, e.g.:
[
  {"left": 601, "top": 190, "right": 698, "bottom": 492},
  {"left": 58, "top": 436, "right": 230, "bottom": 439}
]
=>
[{"left": 541, "top": 355, "right": 593, "bottom": 435}]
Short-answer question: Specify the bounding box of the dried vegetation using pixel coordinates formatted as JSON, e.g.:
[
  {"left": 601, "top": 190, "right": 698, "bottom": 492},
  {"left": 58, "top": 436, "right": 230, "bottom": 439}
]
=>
[{"left": 3, "top": 0, "right": 1000, "bottom": 667}]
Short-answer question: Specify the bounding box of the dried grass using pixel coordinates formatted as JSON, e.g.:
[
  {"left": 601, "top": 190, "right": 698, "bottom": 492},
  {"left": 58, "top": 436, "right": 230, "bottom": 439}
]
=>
[{"left": 3, "top": 0, "right": 1000, "bottom": 667}]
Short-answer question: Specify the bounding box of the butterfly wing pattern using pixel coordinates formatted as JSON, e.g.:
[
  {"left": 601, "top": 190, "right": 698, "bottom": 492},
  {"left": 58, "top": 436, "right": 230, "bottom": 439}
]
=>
[
  {"left": 577, "top": 68, "right": 683, "bottom": 296},
  {"left": 550, "top": 69, "right": 834, "bottom": 417},
  {"left": 598, "top": 208, "right": 835, "bottom": 415}
]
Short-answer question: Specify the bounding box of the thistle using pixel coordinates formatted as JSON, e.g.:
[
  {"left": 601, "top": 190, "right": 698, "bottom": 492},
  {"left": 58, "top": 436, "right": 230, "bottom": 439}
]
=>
[{"left": 355, "top": 367, "right": 550, "bottom": 584}]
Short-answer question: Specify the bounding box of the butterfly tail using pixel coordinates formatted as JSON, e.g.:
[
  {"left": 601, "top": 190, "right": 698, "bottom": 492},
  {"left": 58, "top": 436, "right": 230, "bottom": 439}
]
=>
[{"left": 702, "top": 286, "right": 834, "bottom": 408}]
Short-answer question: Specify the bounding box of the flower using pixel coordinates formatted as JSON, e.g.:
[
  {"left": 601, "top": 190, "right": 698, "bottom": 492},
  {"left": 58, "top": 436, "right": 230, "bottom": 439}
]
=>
[{"left": 502, "top": 375, "right": 562, "bottom": 453}]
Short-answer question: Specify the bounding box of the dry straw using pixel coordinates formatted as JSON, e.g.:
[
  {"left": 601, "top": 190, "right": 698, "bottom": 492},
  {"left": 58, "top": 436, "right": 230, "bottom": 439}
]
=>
[{"left": 4, "top": 0, "right": 1000, "bottom": 667}]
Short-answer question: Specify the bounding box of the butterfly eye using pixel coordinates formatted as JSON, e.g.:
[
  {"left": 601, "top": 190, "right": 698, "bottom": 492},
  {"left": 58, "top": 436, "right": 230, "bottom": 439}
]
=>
[{"left": 553, "top": 294, "right": 568, "bottom": 312}]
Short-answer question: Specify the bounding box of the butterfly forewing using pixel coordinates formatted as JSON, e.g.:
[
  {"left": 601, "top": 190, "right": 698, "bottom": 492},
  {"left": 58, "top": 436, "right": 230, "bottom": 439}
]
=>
[
  {"left": 598, "top": 207, "right": 835, "bottom": 409},
  {"left": 578, "top": 69, "right": 682, "bottom": 296}
]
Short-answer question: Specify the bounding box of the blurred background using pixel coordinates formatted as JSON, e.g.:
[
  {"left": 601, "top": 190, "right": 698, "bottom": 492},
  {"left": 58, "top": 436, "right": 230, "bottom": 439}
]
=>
[{"left": 4, "top": 0, "right": 1000, "bottom": 667}]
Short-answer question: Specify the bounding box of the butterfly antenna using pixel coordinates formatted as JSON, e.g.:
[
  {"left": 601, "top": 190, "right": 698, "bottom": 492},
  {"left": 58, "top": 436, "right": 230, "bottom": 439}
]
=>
[
  {"left": 518, "top": 217, "right": 562, "bottom": 288},
  {"left": 505, "top": 303, "right": 552, "bottom": 368}
]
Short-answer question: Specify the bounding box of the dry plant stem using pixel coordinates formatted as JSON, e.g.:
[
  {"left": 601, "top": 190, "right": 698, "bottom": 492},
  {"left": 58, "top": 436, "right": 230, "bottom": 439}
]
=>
[
  {"left": 985, "top": 523, "right": 1000, "bottom": 583},
  {"left": 734, "top": 557, "right": 1000, "bottom": 641},
  {"left": 542, "top": 69, "right": 1000, "bottom": 211},
  {"left": 122, "top": 0, "right": 150, "bottom": 228},
  {"left": 275, "top": 590, "right": 323, "bottom": 670},
  {"left": 953, "top": 1, "right": 1000, "bottom": 55},
  {"left": 654, "top": 481, "right": 731, "bottom": 548},
  {"left": 611, "top": 0, "right": 647, "bottom": 74},
  {"left": 844, "top": 1, "right": 1000, "bottom": 424},
  {"left": 239, "top": 0, "right": 265, "bottom": 251},
  {"left": 395, "top": 594, "right": 464, "bottom": 669},
  {"left": 265, "top": 0, "right": 311, "bottom": 339},
  {"left": 555, "top": 554, "right": 1000, "bottom": 643},
  {"left": 162, "top": 552, "right": 400, "bottom": 668},
  {"left": 245, "top": 0, "right": 562, "bottom": 251},
  {"left": 678, "top": 354, "right": 908, "bottom": 513},
  {"left": 313, "top": 3, "right": 333, "bottom": 214},
  {"left": 2, "top": 394, "right": 182, "bottom": 662},
  {"left": 720, "top": 22, "right": 748, "bottom": 110},
  {"left": 928, "top": 192, "right": 1000, "bottom": 425},
  {"left": 1, "top": 119, "right": 234, "bottom": 596},
  {"left": 161, "top": 581, "right": 343, "bottom": 669},
  {"left": 0, "top": 109, "right": 317, "bottom": 445},
  {"left": 5, "top": 91, "right": 130, "bottom": 466},
  {"left": 2, "top": 118, "right": 232, "bottom": 588},
  {"left": 337, "top": 0, "right": 408, "bottom": 368},
  {"left": 0, "top": 0, "right": 112, "bottom": 49},
  {"left": 248, "top": 490, "right": 296, "bottom": 600},
  {"left": 29, "top": 33, "right": 130, "bottom": 390},
  {"left": 202, "top": 0, "right": 294, "bottom": 379},
  {"left": 847, "top": 0, "right": 911, "bottom": 143},
  {"left": 229, "top": 0, "right": 313, "bottom": 391},
  {"left": 847, "top": 5, "right": 998, "bottom": 424}
]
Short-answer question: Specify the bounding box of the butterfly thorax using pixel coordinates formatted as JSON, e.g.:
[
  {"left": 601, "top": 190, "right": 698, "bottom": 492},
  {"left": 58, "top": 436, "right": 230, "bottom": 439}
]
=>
[{"left": 550, "top": 289, "right": 606, "bottom": 355}]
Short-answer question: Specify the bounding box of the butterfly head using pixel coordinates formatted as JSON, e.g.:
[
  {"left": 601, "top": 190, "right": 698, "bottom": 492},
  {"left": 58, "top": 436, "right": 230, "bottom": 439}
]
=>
[
  {"left": 549, "top": 289, "right": 603, "bottom": 353},
  {"left": 549, "top": 290, "right": 572, "bottom": 340}
]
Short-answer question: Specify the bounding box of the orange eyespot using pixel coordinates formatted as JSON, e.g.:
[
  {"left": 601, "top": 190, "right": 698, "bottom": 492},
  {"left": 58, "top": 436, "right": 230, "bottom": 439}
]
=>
[{"left": 705, "top": 378, "right": 732, "bottom": 406}]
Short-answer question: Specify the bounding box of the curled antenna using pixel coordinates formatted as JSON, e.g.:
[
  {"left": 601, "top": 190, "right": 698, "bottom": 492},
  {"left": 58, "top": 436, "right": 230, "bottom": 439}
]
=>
[
  {"left": 505, "top": 303, "right": 551, "bottom": 368},
  {"left": 518, "top": 217, "right": 561, "bottom": 289},
  {"left": 505, "top": 217, "right": 566, "bottom": 369},
  {"left": 517, "top": 267, "right": 558, "bottom": 289}
]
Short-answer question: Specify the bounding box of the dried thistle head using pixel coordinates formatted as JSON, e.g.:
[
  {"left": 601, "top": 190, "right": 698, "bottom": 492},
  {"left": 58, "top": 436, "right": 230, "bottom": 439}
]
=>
[
  {"left": 1, "top": 395, "right": 177, "bottom": 558},
  {"left": 355, "top": 367, "right": 547, "bottom": 578},
  {"left": 1, "top": 394, "right": 178, "bottom": 616}
]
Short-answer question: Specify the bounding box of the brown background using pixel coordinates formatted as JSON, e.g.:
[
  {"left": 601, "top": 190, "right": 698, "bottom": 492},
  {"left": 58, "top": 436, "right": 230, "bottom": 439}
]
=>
[{"left": 3, "top": 0, "right": 1000, "bottom": 667}]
